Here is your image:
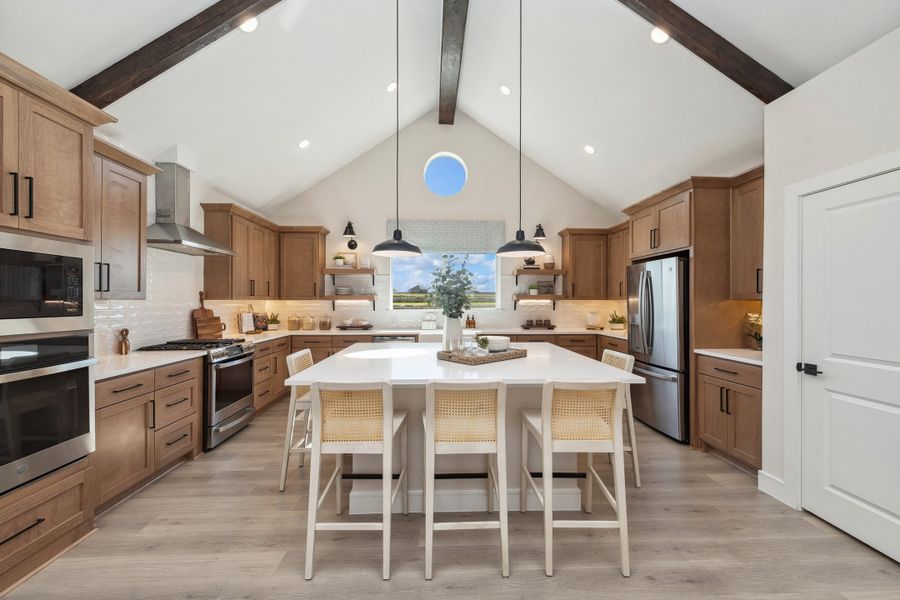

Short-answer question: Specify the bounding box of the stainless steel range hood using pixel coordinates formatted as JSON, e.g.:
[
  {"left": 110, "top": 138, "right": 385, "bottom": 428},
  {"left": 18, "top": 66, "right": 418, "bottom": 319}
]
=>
[{"left": 147, "top": 162, "right": 235, "bottom": 256}]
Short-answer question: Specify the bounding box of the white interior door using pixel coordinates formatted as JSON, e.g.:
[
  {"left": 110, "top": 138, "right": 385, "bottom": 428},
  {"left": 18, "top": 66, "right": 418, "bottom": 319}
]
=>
[{"left": 800, "top": 168, "right": 900, "bottom": 561}]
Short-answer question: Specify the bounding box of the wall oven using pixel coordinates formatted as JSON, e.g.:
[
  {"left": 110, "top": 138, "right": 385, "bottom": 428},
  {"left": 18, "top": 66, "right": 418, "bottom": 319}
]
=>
[
  {"left": 0, "top": 333, "right": 96, "bottom": 495},
  {"left": 0, "top": 231, "right": 94, "bottom": 337}
]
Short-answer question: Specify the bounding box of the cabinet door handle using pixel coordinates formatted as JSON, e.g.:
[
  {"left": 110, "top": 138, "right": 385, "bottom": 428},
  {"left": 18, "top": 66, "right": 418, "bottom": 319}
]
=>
[
  {"left": 94, "top": 262, "right": 102, "bottom": 293},
  {"left": 725, "top": 389, "right": 732, "bottom": 415},
  {"left": 166, "top": 397, "right": 190, "bottom": 407},
  {"left": 250, "top": 279, "right": 255, "bottom": 296},
  {"left": 165, "top": 432, "right": 190, "bottom": 446},
  {"left": 267, "top": 281, "right": 270, "bottom": 296},
  {"left": 113, "top": 383, "right": 143, "bottom": 394},
  {"left": 148, "top": 400, "right": 156, "bottom": 429},
  {"left": 719, "top": 387, "right": 725, "bottom": 412},
  {"left": 103, "top": 263, "right": 111, "bottom": 292},
  {"left": 649, "top": 229, "right": 654, "bottom": 249},
  {"left": 714, "top": 367, "right": 739, "bottom": 376},
  {"left": 24, "top": 176, "right": 34, "bottom": 218},
  {"left": 756, "top": 268, "right": 762, "bottom": 294},
  {"left": 0, "top": 517, "right": 45, "bottom": 547},
  {"left": 9, "top": 172, "right": 18, "bottom": 215},
  {"left": 619, "top": 281, "right": 622, "bottom": 297}
]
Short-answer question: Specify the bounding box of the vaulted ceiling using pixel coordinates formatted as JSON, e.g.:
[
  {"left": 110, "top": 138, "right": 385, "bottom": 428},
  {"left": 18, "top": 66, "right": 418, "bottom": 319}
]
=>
[{"left": 2, "top": 0, "right": 899, "bottom": 215}]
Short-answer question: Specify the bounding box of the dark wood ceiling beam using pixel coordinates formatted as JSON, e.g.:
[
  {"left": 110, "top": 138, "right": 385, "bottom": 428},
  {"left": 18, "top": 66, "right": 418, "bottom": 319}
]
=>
[
  {"left": 438, "top": 0, "right": 469, "bottom": 124},
  {"left": 70, "top": 0, "right": 282, "bottom": 108},
  {"left": 616, "top": 0, "right": 793, "bottom": 103}
]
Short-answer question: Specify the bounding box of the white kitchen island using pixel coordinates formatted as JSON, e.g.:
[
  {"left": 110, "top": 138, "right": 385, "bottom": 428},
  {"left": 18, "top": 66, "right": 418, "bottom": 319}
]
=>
[{"left": 284, "top": 342, "right": 644, "bottom": 514}]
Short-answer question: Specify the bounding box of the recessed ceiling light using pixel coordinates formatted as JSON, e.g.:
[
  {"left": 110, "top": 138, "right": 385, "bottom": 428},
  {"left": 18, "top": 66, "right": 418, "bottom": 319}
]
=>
[
  {"left": 499, "top": 84, "right": 511, "bottom": 96},
  {"left": 386, "top": 81, "right": 397, "bottom": 92},
  {"left": 239, "top": 17, "right": 258, "bottom": 33},
  {"left": 650, "top": 27, "right": 669, "bottom": 44},
  {"left": 298, "top": 139, "right": 310, "bottom": 149},
  {"left": 584, "top": 145, "right": 596, "bottom": 155}
]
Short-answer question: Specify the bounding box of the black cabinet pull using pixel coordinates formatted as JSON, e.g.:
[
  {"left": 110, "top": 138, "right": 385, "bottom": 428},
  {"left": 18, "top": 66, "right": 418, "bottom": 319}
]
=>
[
  {"left": 714, "top": 367, "right": 739, "bottom": 376},
  {"left": 165, "top": 432, "right": 190, "bottom": 446},
  {"left": 0, "top": 517, "right": 45, "bottom": 547},
  {"left": 619, "top": 281, "right": 623, "bottom": 297},
  {"left": 103, "top": 263, "right": 111, "bottom": 292},
  {"left": 94, "top": 262, "right": 103, "bottom": 293},
  {"left": 9, "top": 172, "right": 18, "bottom": 215},
  {"left": 756, "top": 268, "right": 762, "bottom": 294},
  {"left": 725, "top": 389, "right": 732, "bottom": 415},
  {"left": 258, "top": 365, "right": 270, "bottom": 372},
  {"left": 267, "top": 281, "right": 270, "bottom": 296},
  {"left": 258, "top": 390, "right": 270, "bottom": 397},
  {"left": 250, "top": 279, "right": 255, "bottom": 296},
  {"left": 24, "top": 176, "right": 34, "bottom": 218},
  {"left": 165, "top": 397, "right": 190, "bottom": 408},
  {"left": 719, "top": 387, "right": 725, "bottom": 412},
  {"left": 112, "top": 383, "right": 143, "bottom": 394},
  {"left": 167, "top": 369, "right": 191, "bottom": 378}
]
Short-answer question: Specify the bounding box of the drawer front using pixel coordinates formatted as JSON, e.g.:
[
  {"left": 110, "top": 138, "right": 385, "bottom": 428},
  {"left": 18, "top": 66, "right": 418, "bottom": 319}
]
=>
[
  {"left": 0, "top": 466, "right": 92, "bottom": 574},
  {"left": 96, "top": 370, "right": 155, "bottom": 409},
  {"left": 254, "top": 354, "right": 275, "bottom": 382},
  {"left": 566, "top": 346, "right": 598, "bottom": 360},
  {"left": 154, "top": 379, "right": 199, "bottom": 430},
  {"left": 332, "top": 335, "right": 373, "bottom": 348},
  {"left": 273, "top": 337, "right": 291, "bottom": 353},
  {"left": 558, "top": 334, "right": 595, "bottom": 347},
  {"left": 255, "top": 340, "right": 274, "bottom": 357},
  {"left": 599, "top": 336, "right": 628, "bottom": 353},
  {"left": 254, "top": 377, "right": 275, "bottom": 411},
  {"left": 697, "top": 355, "right": 761, "bottom": 389},
  {"left": 292, "top": 336, "right": 332, "bottom": 351},
  {"left": 154, "top": 414, "right": 197, "bottom": 471},
  {"left": 516, "top": 334, "right": 557, "bottom": 344},
  {"left": 154, "top": 359, "right": 202, "bottom": 389}
]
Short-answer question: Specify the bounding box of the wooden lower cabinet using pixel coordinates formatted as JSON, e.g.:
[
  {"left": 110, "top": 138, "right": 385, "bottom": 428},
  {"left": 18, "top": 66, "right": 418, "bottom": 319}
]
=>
[
  {"left": 564, "top": 346, "right": 598, "bottom": 360},
  {"left": 292, "top": 335, "right": 332, "bottom": 363},
  {"left": 697, "top": 358, "right": 762, "bottom": 470},
  {"left": 598, "top": 335, "right": 628, "bottom": 354},
  {"left": 93, "top": 359, "right": 202, "bottom": 507}
]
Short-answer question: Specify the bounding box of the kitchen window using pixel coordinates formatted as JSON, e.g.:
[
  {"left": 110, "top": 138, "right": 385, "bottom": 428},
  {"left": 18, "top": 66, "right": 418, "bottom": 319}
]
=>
[{"left": 391, "top": 252, "right": 496, "bottom": 310}]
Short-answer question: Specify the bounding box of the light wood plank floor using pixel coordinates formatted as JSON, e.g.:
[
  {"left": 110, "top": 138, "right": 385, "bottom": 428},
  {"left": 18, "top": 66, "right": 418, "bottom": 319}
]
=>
[{"left": 9, "top": 398, "right": 899, "bottom": 599}]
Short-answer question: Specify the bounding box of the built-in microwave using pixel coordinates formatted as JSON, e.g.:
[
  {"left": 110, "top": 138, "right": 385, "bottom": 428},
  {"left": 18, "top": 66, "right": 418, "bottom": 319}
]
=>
[{"left": 0, "top": 231, "right": 94, "bottom": 337}]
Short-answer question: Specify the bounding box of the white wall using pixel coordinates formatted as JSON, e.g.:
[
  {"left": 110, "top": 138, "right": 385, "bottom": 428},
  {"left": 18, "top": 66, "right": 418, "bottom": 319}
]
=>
[{"left": 761, "top": 27, "right": 900, "bottom": 506}]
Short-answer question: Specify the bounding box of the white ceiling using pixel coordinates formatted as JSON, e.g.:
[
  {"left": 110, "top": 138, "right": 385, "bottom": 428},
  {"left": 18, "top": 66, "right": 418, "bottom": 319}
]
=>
[{"left": 1, "top": 0, "right": 898, "bottom": 215}]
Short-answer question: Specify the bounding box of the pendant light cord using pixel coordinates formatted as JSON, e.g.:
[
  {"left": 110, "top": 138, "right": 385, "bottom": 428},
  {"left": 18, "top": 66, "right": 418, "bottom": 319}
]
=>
[
  {"left": 395, "top": 0, "right": 401, "bottom": 229},
  {"left": 518, "top": 0, "right": 523, "bottom": 232}
]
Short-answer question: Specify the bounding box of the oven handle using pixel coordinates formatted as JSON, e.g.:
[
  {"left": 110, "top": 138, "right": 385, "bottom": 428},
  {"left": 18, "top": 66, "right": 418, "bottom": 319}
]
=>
[
  {"left": 0, "top": 358, "right": 98, "bottom": 385},
  {"left": 211, "top": 353, "right": 255, "bottom": 370}
]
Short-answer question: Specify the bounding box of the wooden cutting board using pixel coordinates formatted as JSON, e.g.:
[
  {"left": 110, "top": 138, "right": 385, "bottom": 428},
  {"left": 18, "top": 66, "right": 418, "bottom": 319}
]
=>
[
  {"left": 192, "top": 291, "right": 213, "bottom": 322},
  {"left": 195, "top": 316, "right": 224, "bottom": 339}
]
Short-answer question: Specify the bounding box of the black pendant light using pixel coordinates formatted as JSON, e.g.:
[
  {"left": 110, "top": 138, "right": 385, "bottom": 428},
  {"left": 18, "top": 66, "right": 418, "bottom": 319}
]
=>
[
  {"left": 497, "top": 0, "right": 545, "bottom": 258},
  {"left": 373, "top": 0, "right": 421, "bottom": 258}
]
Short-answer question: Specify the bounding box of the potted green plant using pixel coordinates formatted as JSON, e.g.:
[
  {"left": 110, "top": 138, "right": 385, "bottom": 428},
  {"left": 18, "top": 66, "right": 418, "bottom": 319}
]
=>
[
  {"left": 745, "top": 312, "right": 762, "bottom": 350},
  {"left": 267, "top": 312, "right": 281, "bottom": 330},
  {"left": 608, "top": 310, "right": 626, "bottom": 330},
  {"left": 429, "top": 255, "right": 476, "bottom": 351},
  {"left": 333, "top": 253, "right": 346, "bottom": 267},
  {"left": 528, "top": 283, "right": 539, "bottom": 296}
]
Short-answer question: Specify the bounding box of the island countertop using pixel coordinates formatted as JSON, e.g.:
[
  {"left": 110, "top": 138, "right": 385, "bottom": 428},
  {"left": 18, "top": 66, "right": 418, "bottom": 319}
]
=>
[{"left": 284, "top": 342, "right": 644, "bottom": 387}]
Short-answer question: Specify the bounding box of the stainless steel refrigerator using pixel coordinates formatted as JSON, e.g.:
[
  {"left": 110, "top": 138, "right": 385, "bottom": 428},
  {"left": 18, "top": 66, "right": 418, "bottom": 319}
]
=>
[{"left": 627, "top": 256, "right": 688, "bottom": 441}]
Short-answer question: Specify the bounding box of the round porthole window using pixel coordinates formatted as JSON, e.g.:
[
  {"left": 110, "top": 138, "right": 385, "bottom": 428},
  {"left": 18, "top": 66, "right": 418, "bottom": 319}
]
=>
[{"left": 424, "top": 152, "right": 467, "bottom": 197}]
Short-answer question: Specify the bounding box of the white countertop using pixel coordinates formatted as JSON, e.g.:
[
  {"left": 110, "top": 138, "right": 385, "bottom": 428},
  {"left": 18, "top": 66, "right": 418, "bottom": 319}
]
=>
[
  {"left": 95, "top": 350, "right": 207, "bottom": 381},
  {"left": 285, "top": 342, "right": 644, "bottom": 387},
  {"left": 694, "top": 348, "right": 763, "bottom": 367}
]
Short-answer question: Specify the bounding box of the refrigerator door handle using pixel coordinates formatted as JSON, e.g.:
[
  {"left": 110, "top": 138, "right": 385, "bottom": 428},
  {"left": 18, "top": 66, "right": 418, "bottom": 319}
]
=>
[
  {"left": 633, "top": 366, "right": 679, "bottom": 382},
  {"left": 643, "top": 270, "right": 654, "bottom": 354},
  {"left": 635, "top": 269, "right": 646, "bottom": 354}
]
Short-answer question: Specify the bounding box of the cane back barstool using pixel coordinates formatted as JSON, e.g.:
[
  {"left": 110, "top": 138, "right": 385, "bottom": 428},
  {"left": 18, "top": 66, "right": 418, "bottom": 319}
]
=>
[
  {"left": 599, "top": 349, "right": 641, "bottom": 488},
  {"left": 279, "top": 349, "right": 314, "bottom": 492}
]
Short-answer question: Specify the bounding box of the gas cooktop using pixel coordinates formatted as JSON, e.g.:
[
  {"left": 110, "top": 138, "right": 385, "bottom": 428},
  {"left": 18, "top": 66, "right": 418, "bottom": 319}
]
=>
[{"left": 138, "top": 338, "right": 245, "bottom": 351}]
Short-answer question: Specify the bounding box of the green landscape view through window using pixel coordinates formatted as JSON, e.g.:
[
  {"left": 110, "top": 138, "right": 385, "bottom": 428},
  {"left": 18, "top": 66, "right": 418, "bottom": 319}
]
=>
[{"left": 391, "top": 253, "right": 496, "bottom": 309}]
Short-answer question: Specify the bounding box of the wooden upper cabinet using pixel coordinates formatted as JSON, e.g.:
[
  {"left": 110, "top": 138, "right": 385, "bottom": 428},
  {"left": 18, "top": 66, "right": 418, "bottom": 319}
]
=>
[
  {"left": 606, "top": 227, "right": 628, "bottom": 300},
  {"left": 93, "top": 141, "right": 154, "bottom": 300},
  {"left": 0, "top": 80, "right": 18, "bottom": 230},
  {"left": 280, "top": 229, "right": 326, "bottom": 300},
  {"left": 16, "top": 95, "right": 93, "bottom": 240},
  {"left": 730, "top": 175, "right": 764, "bottom": 300},
  {"left": 627, "top": 188, "right": 692, "bottom": 259},
  {"left": 248, "top": 222, "right": 267, "bottom": 299},
  {"left": 265, "top": 227, "right": 278, "bottom": 299},
  {"left": 560, "top": 229, "right": 607, "bottom": 299},
  {"left": 230, "top": 216, "right": 252, "bottom": 298}
]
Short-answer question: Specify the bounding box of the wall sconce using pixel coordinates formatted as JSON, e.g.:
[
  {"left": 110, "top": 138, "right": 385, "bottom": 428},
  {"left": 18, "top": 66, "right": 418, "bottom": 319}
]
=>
[
  {"left": 533, "top": 224, "right": 547, "bottom": 240},
  {"left": 343, "top": 221, "right": 358, "bottom": 249}
]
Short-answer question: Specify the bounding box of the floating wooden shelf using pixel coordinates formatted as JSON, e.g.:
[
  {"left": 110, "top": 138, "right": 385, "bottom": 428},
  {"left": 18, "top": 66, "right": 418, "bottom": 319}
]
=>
[
  {"left": 323, "top": 294, "right": 376, "bottom": 310},
  {"left": 513, "top": 294, "right": 565, "bottom": 310},
  {"left": 323, "top": 267, "right": 376, "bottom": 285},
  {"left": 514, "top": 268, "right": 564, "bottom": 285}
]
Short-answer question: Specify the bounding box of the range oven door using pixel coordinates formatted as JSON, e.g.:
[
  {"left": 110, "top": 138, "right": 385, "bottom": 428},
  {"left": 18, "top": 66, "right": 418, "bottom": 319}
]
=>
[
  {"left": 0, "top": 231, "right": 94, "bottom": 336},
  {"left": 206, "top": 353, "right": 255, "bottom": 449},
  {"left": 0, "top": 352, "right": 97, "bottom": 495}
]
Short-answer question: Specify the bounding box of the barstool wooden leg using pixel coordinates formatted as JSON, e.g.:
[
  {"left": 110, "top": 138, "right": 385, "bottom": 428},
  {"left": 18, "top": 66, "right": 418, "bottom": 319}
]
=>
[
  {"left": 401, "top": 419, "right": 409, "bottom": 515},
  {"left": 279, "top": 393, "right": 297, "bottom": 492},
  {"left": 542, "top": 445, "right": 554, "bottom": 577},
  {"left": 304, "top": 438, "right": 322, "bottom": 580},
  {"left": 424, "top": 429, "right": 435, "bottom": 581},
  {"left": 614, "top": 443, "right": 630, "bottom": 577},
  {"left": 335, "top": 454, "right": 343, "bottom": 515},
  {"left": 520, "top": 420, "right": 528, "bottom": 513},
  {"left": 625, "top": 388, "right": 641, "bottom": 488},
  {"left": 584, "top": 452, "right": 593, "bottom": 514},
  {"left": 497, "top": 440, "right": 510, "bottom": 577},
  {"left": 487, "top": 454, "right": 494, "bottom": 513},
  {"left": 382, "top": 441, "right": 393, "bottom": 581}
]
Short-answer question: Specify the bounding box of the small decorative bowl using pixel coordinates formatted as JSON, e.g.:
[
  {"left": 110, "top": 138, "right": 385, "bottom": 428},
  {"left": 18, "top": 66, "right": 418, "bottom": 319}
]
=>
[{"left": 542, "top": 262, "right": 555, "bottom": 270}]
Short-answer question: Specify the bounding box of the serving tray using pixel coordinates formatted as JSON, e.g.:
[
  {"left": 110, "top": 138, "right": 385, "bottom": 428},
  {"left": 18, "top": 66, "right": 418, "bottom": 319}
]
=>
[{"left": 437, "top": 348, "right": 527, "bottom": 366}]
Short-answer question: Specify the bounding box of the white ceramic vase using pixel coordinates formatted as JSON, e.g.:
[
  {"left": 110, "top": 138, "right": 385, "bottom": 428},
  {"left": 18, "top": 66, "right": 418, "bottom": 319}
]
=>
[{"left": 442, "top": 316, "right": 463, "bottom": 351}]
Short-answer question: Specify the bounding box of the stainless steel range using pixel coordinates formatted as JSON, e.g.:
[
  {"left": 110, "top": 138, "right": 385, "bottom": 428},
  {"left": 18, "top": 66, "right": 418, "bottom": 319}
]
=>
[{"left": 139, "top": 339, "right": 256, "bottom": 449}]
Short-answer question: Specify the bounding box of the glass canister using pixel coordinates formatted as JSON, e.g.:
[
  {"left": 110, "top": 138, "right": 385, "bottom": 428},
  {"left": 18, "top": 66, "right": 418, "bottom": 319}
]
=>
[
  {"left": 318, "top": 315, "right": 332, "bottom": 330},
  {"left": 301, "top": 314, "right": 316, "bottom": 330},
  {"left": 287, "top": 314, "right": 301, "bottom": 330}
]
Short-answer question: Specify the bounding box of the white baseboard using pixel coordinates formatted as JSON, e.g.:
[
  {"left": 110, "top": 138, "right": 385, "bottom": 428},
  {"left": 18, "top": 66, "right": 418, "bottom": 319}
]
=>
[
  {"left": 758, "top": 470, "right": 800, "bottom": 509},
  {"left": 348, "top": 487, "right": 582, "bottom": 515}
]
